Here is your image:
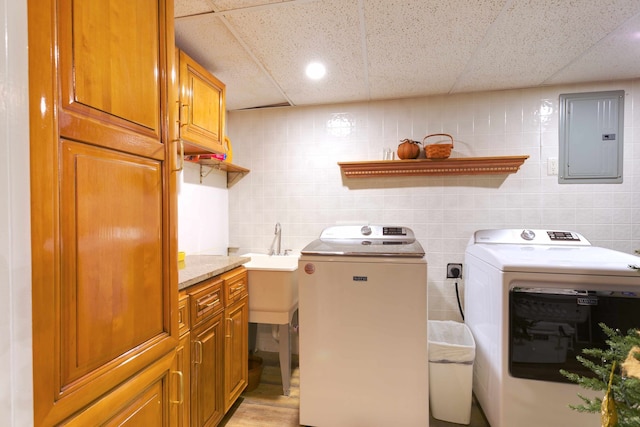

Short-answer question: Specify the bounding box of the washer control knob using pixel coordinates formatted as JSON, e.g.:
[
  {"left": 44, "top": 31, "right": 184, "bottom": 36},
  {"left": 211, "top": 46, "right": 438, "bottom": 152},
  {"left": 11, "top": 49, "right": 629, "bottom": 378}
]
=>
[
  {"left": 521, "top": 229, "right": 536, "bottom": 241},
  {"left": 361, "top": 225, "right": 372, "bottom": 236}
]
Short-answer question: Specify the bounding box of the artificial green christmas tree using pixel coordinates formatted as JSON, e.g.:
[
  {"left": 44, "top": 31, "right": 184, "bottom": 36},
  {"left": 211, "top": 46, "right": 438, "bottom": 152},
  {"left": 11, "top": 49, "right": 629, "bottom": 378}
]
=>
[{"left": 561, "top": 323, "right": 640, "bottom": 427}]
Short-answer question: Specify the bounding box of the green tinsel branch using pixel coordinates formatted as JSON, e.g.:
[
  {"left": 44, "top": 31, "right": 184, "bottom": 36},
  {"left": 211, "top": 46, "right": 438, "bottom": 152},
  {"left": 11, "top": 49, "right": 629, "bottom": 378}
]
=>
[{"left": 560, "top": 323, "right": 640, "bottom": 427}]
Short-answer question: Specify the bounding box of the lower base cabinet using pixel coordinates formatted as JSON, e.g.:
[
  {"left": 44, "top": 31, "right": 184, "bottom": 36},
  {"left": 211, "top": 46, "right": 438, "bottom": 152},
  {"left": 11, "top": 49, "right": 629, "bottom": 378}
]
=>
[
  {"left": 173, "top": 332, "right": 191, "bottom": 427},
  {"left": 223, "top": 297, "right": 249, "bottom": 412},
  {"left": 60, "top": 351, "right": 178, "bottom": 426},
  {"left": 179, "top": 266, "right": 249, "bottom": 427},
  {"left": 191, "top": 312, "right": 225, "bottom": 427}
]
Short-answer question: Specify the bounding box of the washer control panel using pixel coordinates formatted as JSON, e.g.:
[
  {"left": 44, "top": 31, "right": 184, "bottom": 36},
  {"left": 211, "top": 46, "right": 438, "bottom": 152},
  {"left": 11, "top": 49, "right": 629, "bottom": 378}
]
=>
[{"left": 474, "top": 229, "right": 590, "bottom": 246}]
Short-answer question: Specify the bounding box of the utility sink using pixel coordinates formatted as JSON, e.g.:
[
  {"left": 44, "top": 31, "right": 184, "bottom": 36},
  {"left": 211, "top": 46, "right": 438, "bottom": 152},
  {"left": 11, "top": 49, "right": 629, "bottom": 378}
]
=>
[
  {"left": 242, "top": 252, "right": 299, "bottom": 396},
  {"left": 241, "top": 253, "right": 299, "bottom": 325}
]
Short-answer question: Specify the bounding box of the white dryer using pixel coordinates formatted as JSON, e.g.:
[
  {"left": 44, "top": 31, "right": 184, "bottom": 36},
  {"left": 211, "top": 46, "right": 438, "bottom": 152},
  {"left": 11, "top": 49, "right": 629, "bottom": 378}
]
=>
[{"left": 464, "top": 229, "right": 640, "bottom": 427}]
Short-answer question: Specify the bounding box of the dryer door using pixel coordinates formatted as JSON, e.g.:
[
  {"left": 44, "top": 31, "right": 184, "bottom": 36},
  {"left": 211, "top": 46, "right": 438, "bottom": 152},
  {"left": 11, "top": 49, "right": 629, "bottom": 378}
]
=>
[{"left": 509, "top": 286, "right": 640, "bottom": 383}]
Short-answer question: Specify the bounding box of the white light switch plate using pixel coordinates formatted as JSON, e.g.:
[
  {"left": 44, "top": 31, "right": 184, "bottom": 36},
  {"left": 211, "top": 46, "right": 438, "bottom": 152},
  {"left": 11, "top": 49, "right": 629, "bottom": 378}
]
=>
[{"left": 547, "top": 157, "right": 558, "bottom": 175}]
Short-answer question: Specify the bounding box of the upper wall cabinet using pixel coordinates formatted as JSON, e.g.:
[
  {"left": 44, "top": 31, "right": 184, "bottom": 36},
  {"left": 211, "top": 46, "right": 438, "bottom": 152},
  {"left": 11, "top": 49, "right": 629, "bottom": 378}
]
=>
[{"left": 178, "top": 49, "right": 226, "bottom": 155}]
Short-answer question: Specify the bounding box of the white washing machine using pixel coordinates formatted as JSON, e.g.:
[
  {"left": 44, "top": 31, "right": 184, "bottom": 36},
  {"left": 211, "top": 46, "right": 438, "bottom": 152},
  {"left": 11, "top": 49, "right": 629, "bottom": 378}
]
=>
[
  {"left": 465, "top": 229, "right": 640, "bottom": 427},
  {"left": 298, "top": 225, "right": 428, "bottom": 427}
]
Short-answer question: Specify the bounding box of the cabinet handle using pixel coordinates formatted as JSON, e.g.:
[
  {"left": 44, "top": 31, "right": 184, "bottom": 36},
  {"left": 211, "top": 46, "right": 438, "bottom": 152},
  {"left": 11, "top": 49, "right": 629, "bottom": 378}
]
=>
[
  {"left": 180, "top": 104, "right": 190, "bottom": 127},
  {"left": 230, "top": 285, "right": 244, "bottom": 294},
  {"left": 197, "top": 294, "right": 219, "bottom": 310},
  {"left": 225, "top": 318, "right": 233, "bottom": 339},
  {"left": 194, "top": 340, "right": 203, "bottom": 364},
  {"left": 172, "top": 139, "right": 184, "bottom": 173},
  {"left": 170, "top": 370, "right": 184, "bottom": 405},
  {"left": 205, "top": 298, "right": 220, "bottom": 307}
]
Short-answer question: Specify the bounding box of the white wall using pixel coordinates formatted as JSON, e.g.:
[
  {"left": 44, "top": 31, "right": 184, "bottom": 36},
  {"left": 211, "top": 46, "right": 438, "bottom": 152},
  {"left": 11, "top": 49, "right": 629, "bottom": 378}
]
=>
[
  {"left": 227, "top": 80, "right": 639, "bottom": 322},
  {"left": 0, "top": 0, "right": 33, "bottom": 425},
  {"left": 177, "top": 162, "right": 230, "bottom": 255}
]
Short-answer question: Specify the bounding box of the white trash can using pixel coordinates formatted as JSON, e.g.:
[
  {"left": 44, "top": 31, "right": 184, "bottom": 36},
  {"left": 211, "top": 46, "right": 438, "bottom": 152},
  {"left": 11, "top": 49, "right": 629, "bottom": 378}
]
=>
[{"left": 428, "top": 320, "right": 476, "bottom": 425}]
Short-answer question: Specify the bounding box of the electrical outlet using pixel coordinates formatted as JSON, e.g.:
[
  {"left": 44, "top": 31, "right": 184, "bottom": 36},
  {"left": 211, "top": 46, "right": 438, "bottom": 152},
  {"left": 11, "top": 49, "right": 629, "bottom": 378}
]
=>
[{"left": 447, "top": 263, "right": 463, "bottom": 279}]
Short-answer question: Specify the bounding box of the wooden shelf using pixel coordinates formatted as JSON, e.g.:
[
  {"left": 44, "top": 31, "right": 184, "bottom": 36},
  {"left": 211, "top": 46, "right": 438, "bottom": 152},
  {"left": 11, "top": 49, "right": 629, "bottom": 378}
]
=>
[
  {"left": 186, "top": 158, "right": 250, "bottom": 187},
  {"left": 338, "top": 156, "right": 529, "bottom": 178}
]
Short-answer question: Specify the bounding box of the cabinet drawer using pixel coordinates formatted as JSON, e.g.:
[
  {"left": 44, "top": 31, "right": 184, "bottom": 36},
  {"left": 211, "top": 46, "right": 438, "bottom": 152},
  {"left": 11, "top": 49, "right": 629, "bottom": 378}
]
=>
[
  {"left": 189, "top": 279, "right": 223, "bottom": 327},
  {"left": 178, "top": 294, "right": 190, "bottom": 335},
  {"left": 222, "top": 268, "right": 248, "bottom": 305}
]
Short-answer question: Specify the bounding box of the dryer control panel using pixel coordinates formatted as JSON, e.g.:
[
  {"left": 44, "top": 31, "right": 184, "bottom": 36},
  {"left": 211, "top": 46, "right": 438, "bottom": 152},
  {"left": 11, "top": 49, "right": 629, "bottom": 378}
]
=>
[{"left": 546, "top": 230, "right": 581, "bottom": 241}]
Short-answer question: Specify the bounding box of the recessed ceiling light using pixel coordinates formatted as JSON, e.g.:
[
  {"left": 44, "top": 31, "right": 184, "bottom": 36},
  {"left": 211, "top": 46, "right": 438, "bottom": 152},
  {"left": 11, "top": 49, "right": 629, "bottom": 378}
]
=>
[{"left": 306, "top": 62, "right": 326, "bottom": 80}]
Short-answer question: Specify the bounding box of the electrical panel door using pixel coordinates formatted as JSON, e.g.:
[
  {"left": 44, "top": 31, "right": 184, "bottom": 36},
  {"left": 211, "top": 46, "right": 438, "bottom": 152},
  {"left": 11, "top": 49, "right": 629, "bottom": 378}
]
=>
[{"left": 559, "top": 90, "right": 624, "bottom": 183}]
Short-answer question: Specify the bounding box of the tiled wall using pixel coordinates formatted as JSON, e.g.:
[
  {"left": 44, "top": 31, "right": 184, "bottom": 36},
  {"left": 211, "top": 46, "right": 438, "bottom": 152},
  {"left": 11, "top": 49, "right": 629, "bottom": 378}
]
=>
[{"left": 227, "top": 80, "right": 639, "bottom": 321}]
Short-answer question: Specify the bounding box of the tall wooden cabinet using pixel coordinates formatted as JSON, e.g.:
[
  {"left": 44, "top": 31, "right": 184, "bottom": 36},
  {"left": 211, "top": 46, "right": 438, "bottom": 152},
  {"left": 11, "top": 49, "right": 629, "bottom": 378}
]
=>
[{"left": 28, "top": 0, "right": 180, "bottom": 425}]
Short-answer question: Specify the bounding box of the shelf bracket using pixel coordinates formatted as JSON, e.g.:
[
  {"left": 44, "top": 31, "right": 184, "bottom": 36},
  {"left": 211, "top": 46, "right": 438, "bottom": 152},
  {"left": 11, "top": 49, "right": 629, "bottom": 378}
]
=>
[{"left": 199, "top": 163, "right": 220, "bottom": 183}]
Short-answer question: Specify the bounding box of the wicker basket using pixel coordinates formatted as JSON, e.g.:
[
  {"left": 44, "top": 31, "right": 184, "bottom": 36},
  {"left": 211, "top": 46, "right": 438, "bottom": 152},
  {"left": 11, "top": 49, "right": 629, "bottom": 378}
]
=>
[
  {"left": 246, "top": 355, "right": 263, "bottom": 392},
  {"left": 423, "top": 133, "right": 454, "bottom": 159}
]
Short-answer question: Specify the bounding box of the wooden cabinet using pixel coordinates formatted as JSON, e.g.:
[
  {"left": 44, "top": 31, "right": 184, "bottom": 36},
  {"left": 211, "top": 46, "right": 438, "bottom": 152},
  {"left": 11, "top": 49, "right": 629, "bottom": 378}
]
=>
[
  {"left": 59, "top": 351, "right": 177, "bottom": 426},
  {"left": 191, "top": 311, "right": 225, "bottom": 427},
  {"left": 187, "top": 278, "right": 225, "bottom": 427},
  {"left": 222, "top": 268, "right": 249, "bottom": 412},
  {"left": 174, "top": 295, "right": 192, "bottom": 427},
  {"left": 28, "top": 0, "right": 179, "bottom": 425},
  {"left": 179, "top": 266, "right": 249, "bottom": 426},
  {"left": 178, "top": 49, "right": 226, "bottom": 155},
  {"left": 176, "top": 50, "right": 250, "bottom": 187}
]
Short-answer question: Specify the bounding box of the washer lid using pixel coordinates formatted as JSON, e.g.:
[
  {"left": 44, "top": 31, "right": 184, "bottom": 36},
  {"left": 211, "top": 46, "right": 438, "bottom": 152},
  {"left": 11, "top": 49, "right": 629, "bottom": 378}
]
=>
[
  {"left": 301, "top": 225, "right": 425, "bottom": 257},
  {"left": 466, "top": 242, "right": 640, "bottom": 276}
]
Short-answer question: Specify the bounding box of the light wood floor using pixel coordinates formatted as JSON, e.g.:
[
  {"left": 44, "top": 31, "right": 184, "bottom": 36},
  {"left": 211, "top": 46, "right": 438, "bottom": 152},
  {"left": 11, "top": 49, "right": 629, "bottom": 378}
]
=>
[
  {"left": 220, "top": 352, "right": 300, "bottom": 427},
  {"left": 220, "top": 351, "right": 490, "bottom": 427}
]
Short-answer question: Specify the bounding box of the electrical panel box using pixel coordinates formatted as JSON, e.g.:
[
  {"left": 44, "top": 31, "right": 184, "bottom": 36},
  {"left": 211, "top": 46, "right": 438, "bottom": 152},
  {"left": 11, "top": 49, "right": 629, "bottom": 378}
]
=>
[{"left": 558, "top": 90, "right": 624, "bottom": 184}]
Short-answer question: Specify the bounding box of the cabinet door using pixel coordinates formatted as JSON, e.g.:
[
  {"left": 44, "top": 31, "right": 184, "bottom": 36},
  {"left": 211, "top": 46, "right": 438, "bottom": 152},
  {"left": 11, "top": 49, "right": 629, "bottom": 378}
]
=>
[
  {"left": 57, "top": 0, "right": 169, "bottom": 157},
  {"left": 191, "top": 313, "right": 225, "bottom": 427},
  {"left": 59, "top": 139, "right": 169, "bottom": 385},
  {"left": 59, "top": 351, "right": 177, "bottom": 426},
  {"left": 172, "top": 333, "right": 191, "bottom": 427},
  {"left": 179, "top": 50, "right": 226, "bottom": 155},
  {"left": 224, "top": 297, "right": 249, "bottom": 412}
]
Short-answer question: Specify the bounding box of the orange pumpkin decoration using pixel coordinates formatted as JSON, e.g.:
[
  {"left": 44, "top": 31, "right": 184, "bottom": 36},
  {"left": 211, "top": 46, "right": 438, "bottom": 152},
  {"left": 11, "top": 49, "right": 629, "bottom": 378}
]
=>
[{"left": 397, "top": 139, "right": 421, "bottom": 159}]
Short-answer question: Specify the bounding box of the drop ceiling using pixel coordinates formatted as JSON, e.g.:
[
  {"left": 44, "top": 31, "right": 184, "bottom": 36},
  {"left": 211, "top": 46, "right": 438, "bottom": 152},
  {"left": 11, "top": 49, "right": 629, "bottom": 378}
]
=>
[{"left": 174, "top": 0, "right": 640, "bottom": 111}]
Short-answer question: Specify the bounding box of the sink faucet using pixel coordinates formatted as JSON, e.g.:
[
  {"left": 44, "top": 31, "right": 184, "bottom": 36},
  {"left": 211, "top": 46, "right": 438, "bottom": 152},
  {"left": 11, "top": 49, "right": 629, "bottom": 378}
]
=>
[{"left": 268, "top": 222, "right": 282, "bottom": 256}]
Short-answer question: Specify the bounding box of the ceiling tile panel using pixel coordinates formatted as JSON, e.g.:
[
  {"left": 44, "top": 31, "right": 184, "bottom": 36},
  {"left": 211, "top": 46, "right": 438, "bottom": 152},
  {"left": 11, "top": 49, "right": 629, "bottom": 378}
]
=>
[
  {"left": 364, "top": 0, "right": 507, "bottom": 99},
  {"left": 210, "top": 0, "right": 294, "bottom": 11},
  {"left": 451, "top": 0, "right": 640, "bottom": 93},
  {"left": 222, "top": 0, "right": 369, "bottom": 106},
  {"left": 174, "top": 0, "right": 216, "bottom": 18},
  {"left": 545, "top": 12, "right": 640, "bottom": 85}
]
